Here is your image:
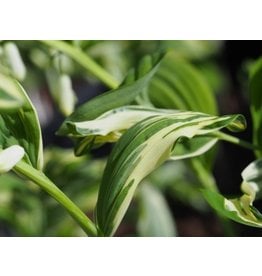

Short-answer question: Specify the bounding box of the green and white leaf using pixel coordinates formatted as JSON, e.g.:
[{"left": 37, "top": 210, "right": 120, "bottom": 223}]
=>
[
  {"left": 203, "top": 158, "right": 262, "bottom": 227},
  {"left": 0, "top": 73, "right": 43, "bottom": 170},
  {"left": 57, "top": 53, "right": 164, "bottom": 137},
  {"left": 61, "top": 105, "right": 220, "bottom": 159},
  {"left": 95, "top": 111, "right": 245, "bottom": 236},
  {"left": 65, "top": 106, "right": 175, "bottom": 155},
  {"left": 57, "top": 53, "right": 165, "bottom": 157},
  {"left": 249, "top": 58, "right": 262, "bottom": 157},
  {"left": 137, "top": 183, "right": 177, "bottom": 237}
]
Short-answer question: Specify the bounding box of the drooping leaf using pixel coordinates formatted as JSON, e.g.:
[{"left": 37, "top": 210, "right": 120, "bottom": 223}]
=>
[
  {"left": 0, "top": 73, "right": 43, "bottom": 170},
  {"left": 203, "top": 158, "right": 262, "bottom": 227},
  {"left": 137, "top": 183, "right": 177, "bottom": 237},
  {"left": 249, "top": 58, "right": 262, "bottom": 158},
  {"left": 95, "top": 111, "right": 245, "bottom": 236},
  {"left": 64, "top": 106, "right": 174, "bottom": 155},
  {"left": 61, "top": 105, "right": 220, "bottom": 158}
]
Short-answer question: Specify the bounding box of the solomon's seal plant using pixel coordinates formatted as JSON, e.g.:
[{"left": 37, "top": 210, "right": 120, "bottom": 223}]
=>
[{"left": 0, "top": 41, "right": 262, "bottom": 236}]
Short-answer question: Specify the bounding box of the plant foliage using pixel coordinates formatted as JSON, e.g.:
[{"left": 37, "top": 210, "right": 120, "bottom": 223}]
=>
[{"left": 0, "top": 40, "right": 262, "bottom": 237}]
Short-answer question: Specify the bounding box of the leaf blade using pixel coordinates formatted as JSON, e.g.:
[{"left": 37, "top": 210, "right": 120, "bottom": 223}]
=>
[
  {"left": 0, "top": 73, "right": 43, "bottom": 170},
  {"left": 203, "top": 159, "right": 262, "bottom": 227},
  {"left": 95, "top": 111, "right": 245, "bottom": 236}
]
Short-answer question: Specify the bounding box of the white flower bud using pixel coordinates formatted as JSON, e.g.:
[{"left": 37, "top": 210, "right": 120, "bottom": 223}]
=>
[
  {"left": 0, "top": 145, "right": 25, "bottom": 173},
  {"left": 3, "top": 42, "right": 26, "bottom": 81},
  {"left": 56, "top": 74, "right": 76, "bottom": 116}
]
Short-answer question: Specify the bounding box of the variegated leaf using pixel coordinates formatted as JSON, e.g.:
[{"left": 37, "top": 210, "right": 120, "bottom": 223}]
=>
[
  {"left": 65, "top": 106, "right": 174, "bottom": 155},
  {"left": 62, "top": 105, "right": 220, "bottom": 159},
  {"left": 147, "top": 51, "right": 219, "bottom": 169},
  {"left": 203, "top": 158, "right": 262, "bottom": 227},
  {"left": 0, "top": 73, "right": 43, "bottom": 170},
  {"left": 95, "top": 111, "right": 245, "bottom": 236},
  {"left": 57, "top": 53, "right": 164, "bottom": 138}
]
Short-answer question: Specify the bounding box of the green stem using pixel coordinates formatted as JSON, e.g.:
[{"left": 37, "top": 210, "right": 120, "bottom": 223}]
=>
[
  {"left": 214, "top": 131, "right": 261, "bottom": 152},
  {"left": 14, "top": 160, "right": 98, "bottom": 237},
  {"left": 41, "top": 40, "right": 120, "bottom": 90}
]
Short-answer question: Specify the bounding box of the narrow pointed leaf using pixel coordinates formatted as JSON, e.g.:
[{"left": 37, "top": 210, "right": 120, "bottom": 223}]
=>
[
  {"left": 57, "top": 53, "right": 164, "bottom": 137},
  {"left": 203, "top": 159, "right": 262, "bottom": 227},
  {"left": 57, "top": 53, "right": 165, "bottom": 156},
  {"left": 95, "top": 111, "right": 245, "bottom": 236}
]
